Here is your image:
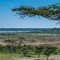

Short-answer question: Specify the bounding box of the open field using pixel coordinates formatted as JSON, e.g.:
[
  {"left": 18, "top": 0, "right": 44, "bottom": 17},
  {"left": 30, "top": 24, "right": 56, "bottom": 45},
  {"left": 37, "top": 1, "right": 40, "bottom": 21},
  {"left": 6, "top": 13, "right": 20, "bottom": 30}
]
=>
[
  {"left": 0, "top": 33, "right": 60, "bottom": 45},
  {"left": 1, "top": 41, "right": 60, "bottom": 46},
  {"left": 0, "top": 32, "right": 60, "bottom": 60},
  {"left": 0, "top": 53, "right": 60, "bottom": 60}
]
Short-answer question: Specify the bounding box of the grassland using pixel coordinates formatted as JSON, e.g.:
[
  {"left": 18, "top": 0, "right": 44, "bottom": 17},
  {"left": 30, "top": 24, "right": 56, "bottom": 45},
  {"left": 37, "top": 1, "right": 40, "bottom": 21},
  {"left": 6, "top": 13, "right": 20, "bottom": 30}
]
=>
[
  {"left": 0, "top": 53, "right": 58, "bottom": 60},
  {"left": 0, "top": 31, "right": 60, "bottom": 60},
  {"left": 0, "top": 53, "right": 17, "bottom": 60},
  {"left": 0, "top": 32, "right": 60, "bottom": 45}
]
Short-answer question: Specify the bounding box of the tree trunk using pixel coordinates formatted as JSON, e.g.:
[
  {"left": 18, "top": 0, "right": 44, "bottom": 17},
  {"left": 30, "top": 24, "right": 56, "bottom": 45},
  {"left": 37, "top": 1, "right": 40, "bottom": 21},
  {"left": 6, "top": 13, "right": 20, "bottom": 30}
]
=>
[
  {"left": 38, "top": 53, "right": 40, "bottom": 60},
  {"left": 47, "top": 56, "right": 49, "bottom": 60}
]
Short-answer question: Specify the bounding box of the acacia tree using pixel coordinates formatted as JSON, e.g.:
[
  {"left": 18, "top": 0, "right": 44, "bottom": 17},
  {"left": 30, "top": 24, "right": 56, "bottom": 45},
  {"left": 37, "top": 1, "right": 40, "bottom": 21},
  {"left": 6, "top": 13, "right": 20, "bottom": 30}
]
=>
[
  {"left": 22, "top": 45, "right": 30, "bottom": 56},
  {"left": 4, "top": 39, "right": 17, "bottom": 45},
  {"left": 18, "top": 37, "right": 25, "bottom": 45},
  {"left": 44, "top": 46, "right": 57, "bottom": 60},
  {"left": 12, "top": 3, "right": 60, "bottom": 20},
  {"left": 36, "top": 45, "right": 44, "bottom": 60}
]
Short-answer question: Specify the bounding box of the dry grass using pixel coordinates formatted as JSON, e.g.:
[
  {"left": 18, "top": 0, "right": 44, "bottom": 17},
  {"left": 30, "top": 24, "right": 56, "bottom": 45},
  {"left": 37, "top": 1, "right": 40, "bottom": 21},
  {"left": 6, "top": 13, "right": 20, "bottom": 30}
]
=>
[{"left": 1, "top": 41, "right": 60, "bottom": 46}]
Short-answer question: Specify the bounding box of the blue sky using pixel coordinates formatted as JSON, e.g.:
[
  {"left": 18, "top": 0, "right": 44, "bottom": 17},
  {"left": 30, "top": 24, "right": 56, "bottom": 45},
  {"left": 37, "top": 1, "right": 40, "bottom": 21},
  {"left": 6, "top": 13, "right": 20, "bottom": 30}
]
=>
[{"left": 0, "top": 0, "right": 60, "bottom": 28}]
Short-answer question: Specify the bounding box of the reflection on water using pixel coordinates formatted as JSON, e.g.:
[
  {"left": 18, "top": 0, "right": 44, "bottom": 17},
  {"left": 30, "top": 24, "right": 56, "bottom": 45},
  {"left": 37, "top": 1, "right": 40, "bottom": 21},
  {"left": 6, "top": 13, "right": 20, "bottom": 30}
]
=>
[
  {"left": 0, "top": 31, "right": 30, "bottom": 33},
  {"left": 0, "top": 28, "right": 51, "bottom": 33}
]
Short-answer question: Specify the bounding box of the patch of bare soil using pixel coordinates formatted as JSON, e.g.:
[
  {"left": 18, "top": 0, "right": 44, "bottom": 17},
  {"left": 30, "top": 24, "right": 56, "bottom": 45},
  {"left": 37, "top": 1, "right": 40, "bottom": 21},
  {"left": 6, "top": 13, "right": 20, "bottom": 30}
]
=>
[
  {"left": 1, "top": 41, "right": 60, "bottom": 46},
  {"left": 22, "top": 41, "right": 60, "bottom": 46},
  {"left": 16, "top": 55, "right": 60, "bottom": 60},
  {"left": 0, "top": 42, "right": 6, "bottom": 45}
]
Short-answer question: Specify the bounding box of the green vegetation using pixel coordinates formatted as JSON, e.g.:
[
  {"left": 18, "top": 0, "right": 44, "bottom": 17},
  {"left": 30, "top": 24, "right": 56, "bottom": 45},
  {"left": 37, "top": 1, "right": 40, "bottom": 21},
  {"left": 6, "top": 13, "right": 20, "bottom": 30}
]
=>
[
  {"left": 4, "top": 39, "right": 17, "bottom": 45},
  {"left": 0, "top": 29, "right": 60, "bottom": 60},
  {"left": 44, "top": 46, "right": 57, "bottom": 60},
  {"left": 18, "top": 37, "right": 25, "bottom": 45},
  {"left": 0, "top": 53, "right": 19, "bottom": 60},
  {"left": 12, "top": 3, "right": 60, "bottom": 20},
  {"left": 36, "top": 45, "right": 44, "bottom": 60},
  {"left": 0, "top": 32, "right": 60, "bottom": 42},
  {"left": 0, "top": 44, "right": 59, "bottom": 60}
]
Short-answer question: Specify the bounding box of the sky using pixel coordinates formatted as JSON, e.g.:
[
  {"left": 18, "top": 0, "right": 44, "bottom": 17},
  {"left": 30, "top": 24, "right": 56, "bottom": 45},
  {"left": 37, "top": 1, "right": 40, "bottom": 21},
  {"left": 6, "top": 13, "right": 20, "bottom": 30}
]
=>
[{"left": 0, "top": 0, "right": 60, "bottom": 28}]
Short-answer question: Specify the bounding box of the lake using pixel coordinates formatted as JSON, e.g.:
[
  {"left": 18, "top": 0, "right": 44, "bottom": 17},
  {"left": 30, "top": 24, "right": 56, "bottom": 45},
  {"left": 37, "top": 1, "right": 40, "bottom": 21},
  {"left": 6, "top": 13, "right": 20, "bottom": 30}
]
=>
[{"left": 0, "top": 28, "right": 52, "bottom": 33}]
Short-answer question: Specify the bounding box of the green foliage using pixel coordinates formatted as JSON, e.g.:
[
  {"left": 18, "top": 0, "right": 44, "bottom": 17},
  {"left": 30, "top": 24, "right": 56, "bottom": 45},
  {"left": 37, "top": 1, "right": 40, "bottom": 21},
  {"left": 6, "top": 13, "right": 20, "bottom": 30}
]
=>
[
  {"left": 0, "top": 44, "right": 58, "bottom": 60},
  {"left": 12, "top": 3, "right": 60, "bottom": 20},
  {"left": 1, "top": 46, "right": 9, "bottom": 53},
  {"left": 36, "top": 45, "right": 44, "bottom": 55},
  {"left": 36, "top": 45, "right": 44, "bottom": 60},
  {"left": 44, "top": 46, "right": 57, "bottom": 55},
  {"left": 55, "top": 48, "right": 60, "bottom": 54},
  {"left": 22, "top": 45, "right": 30, "bottom": 56},
  {"left": 18, "top": 37, "right": 25, "bottom": 45},
  {"left": 44, "top": 46, "right": 57, "bottom": 60},
  {"left": 4, "top": 39, "right": 17, "bottom": 45}
]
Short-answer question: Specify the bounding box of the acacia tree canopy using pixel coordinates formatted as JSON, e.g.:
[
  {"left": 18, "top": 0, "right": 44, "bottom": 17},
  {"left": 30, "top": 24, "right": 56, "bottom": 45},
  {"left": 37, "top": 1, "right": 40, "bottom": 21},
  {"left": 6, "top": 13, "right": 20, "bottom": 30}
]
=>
[{"left": 12, "top": 3, "right": 60, "bottom": 20}]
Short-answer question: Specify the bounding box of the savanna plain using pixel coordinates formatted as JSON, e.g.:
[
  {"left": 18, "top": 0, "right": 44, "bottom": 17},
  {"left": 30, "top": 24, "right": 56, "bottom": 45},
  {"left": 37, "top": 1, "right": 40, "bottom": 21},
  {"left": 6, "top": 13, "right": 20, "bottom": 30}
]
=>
[{"left": 0, "top": 31, "right": 60, "bottom": 60}]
